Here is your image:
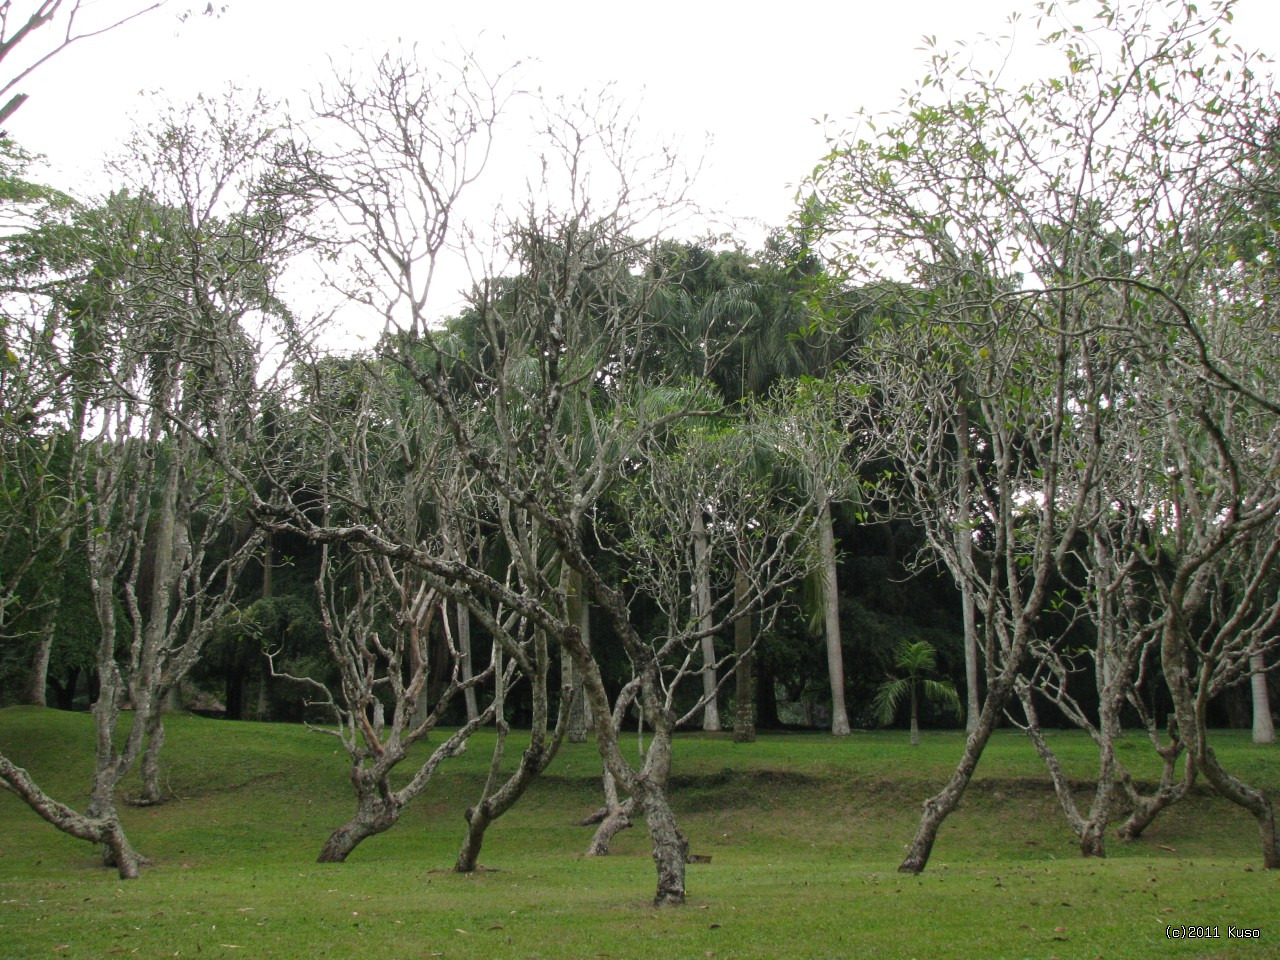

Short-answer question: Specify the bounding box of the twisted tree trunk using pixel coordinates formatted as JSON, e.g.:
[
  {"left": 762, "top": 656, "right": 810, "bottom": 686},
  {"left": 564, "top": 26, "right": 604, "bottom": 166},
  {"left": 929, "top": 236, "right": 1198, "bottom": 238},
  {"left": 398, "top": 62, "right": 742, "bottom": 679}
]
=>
[
  {"left": 899, "top": 665, "right": 1020, "bottom": 874},
  {"left": 456, "top": 630, "right": 569, "bottom": 873},
  {"left": 318, "top": 781, "right": 403, "bottom": 863},
  {"left": 585, "top": 770, "right": 635, "bottom": 855},
  {"left": 1163, "top": 615, "right": 1279, "bottom": 869},
  {"left": 0, "top": 754, "right": 143, "bottom": 879}
]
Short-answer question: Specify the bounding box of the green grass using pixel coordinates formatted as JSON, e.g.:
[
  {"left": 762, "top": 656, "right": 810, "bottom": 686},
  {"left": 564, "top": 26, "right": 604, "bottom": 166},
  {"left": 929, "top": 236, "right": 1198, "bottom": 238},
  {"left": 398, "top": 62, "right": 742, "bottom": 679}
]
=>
[{"left": 1, "top": 707, "right": 1278, "bottom": 959}]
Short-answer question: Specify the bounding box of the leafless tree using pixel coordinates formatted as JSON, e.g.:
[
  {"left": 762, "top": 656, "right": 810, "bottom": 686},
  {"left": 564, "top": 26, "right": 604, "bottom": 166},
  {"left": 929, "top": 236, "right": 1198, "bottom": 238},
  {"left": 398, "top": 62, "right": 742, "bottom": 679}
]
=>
[
  {"left": 0, "top": 0, "right": 170, "bottom": 126},
  {"left": 806, "top": 0, "right": 1280, "bottom": 874},
  {"left": 0, "top": 90, "right": 293, "bottom": 874},
  {"left": 221, "top": 52, "right": 827, "bottom": 902}
]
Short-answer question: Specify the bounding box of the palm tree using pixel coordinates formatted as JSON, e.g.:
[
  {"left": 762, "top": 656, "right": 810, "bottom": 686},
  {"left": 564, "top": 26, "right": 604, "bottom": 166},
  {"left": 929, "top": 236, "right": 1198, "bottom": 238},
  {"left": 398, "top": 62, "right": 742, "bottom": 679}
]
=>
[
  {"left": 872, "top": 639, "right": 962, "bottom": 746},
  {"left": 767, "top": 376, "right": 872, "bottom": 736}
]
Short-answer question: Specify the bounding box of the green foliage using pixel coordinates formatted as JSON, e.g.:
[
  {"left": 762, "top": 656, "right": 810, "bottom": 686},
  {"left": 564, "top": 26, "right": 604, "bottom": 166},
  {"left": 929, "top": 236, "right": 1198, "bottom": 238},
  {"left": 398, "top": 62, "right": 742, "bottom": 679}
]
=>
[{"left": 871, "top": 638, "right": 962, "bottom": 729}]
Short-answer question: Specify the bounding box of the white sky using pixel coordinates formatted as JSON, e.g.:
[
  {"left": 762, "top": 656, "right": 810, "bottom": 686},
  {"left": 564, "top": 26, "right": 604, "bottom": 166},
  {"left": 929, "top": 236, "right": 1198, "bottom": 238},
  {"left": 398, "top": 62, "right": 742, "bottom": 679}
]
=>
[{"left": 6, "top": 0, "right": 1280, "bottom": 337}]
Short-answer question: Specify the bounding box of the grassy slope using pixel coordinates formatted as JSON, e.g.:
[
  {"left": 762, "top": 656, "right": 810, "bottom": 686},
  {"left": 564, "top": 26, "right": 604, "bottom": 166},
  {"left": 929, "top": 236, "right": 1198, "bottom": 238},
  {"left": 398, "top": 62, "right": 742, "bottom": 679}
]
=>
[{"left": 0, "top": 706, "right": 1277, "bottom": 959}]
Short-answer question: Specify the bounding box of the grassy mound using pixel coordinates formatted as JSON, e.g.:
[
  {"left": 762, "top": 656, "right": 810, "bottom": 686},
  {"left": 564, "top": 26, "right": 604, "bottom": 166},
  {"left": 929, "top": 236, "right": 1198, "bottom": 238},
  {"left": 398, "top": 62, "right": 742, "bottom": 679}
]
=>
[{"left": 1, "top": 707, "right": 1277, "bottom": 959}]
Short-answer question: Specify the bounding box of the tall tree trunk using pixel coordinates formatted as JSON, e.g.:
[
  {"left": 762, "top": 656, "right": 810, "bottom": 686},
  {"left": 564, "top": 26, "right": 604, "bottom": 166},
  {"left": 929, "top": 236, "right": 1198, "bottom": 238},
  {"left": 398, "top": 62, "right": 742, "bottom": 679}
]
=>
[
  {"left": 635, "top": 724, "right": 687, "bottom": 906},
  {"left": 732, "top": 564, "right": 755, "bottom": 744},
  {"left": 256, "top": 534, "right": 274, "bottom": 722},
  {"left": 440, "top": 533, "right": 479, "bottom": 724},
  {"left": 960, "top": 584, "right": 980, "bottom": 733},
  {"left": 457, "top": 629, "right": 568, "bottom": 872},
  {"left": 953, "top": 404, "right": 981, "bottom": 733},
  {"left": 254, "top": 670, "right": 272, "bottom": 722},
  {"left": 818, "top": 499, "right": 850, "bottom": 736},
  {"left": 1018, "top": 684, "right": 1113, "bottom": 857},
  {"left": 641, "top": 780, "right": 687, "bottom": 906},
  {"left": 456, "top": 599, "right": 478, "bottom": 724},
  {"left": 1251, "top": 652, "right": 1276, "bottom": 744},
  {"left": 561, "top": 598, "right": 687, "bottom": 905},
  {"left": 1201, "top": 744, "right": 1280, "bottom": 868},
  {"left": 456, "top": 735, "right": 560, "bottom": 871},
  {"left": 130, "top": 452, "right": 183, "bottom": 803},
  {"left": 693, "top": 512, "right": 720, "bottom": 731},
  {"left": 23, "top": 618, "right": 54, "bottom": 707},
  {"left": 261, "top": 530, "right": 273, "bottom": 597},
  {"left": 566, "top": 570, "right": 591, "bottom": 743}
]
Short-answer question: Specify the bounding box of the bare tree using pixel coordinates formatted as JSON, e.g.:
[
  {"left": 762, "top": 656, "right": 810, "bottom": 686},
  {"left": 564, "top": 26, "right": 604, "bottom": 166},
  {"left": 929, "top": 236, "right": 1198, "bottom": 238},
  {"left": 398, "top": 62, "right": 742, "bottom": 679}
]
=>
[
  {"left": 259, "top": 348, "right": 550, "bottom": 866},
  {"left": 218, "top": 52, "right": 827, "bottom": 901},
  {"left": 806, "top": 0, "right": 1280, "bottom": 874},
  {"left": 1142, "top": 369, "right": 1280, "bottom": 867},
  {"left": 294, "top": 543, "right": 503, "bottom": 863},
  {"left": 0, "top": 183, "right": 271, "bottom": 874},
  {"left": 0, "top": 0, "right": 170, "bottom": 126},
  {"left": 0, "top": 88, "right": 297, "bottom": 875}
]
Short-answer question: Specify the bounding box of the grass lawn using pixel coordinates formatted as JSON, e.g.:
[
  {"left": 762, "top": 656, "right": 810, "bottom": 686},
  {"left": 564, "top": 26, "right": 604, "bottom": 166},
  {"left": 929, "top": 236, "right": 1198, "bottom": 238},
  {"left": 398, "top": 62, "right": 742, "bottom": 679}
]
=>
[{"left": 1, "top": 706, "right": 1277, "bottom": 959}]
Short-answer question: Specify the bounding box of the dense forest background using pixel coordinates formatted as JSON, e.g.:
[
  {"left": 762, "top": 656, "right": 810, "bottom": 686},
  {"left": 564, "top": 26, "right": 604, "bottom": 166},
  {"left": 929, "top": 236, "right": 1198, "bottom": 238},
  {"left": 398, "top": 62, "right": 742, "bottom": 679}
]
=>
[{"left": 2, "top": 0, "right": 1279, "bottom": 903}]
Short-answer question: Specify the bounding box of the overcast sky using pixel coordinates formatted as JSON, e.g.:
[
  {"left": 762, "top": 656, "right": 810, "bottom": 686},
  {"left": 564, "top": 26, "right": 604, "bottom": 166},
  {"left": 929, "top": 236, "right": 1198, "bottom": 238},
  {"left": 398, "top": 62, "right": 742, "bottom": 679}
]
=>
[
  {"left": 7, "top": 0, "right": 1280, "bottom": 336},
  {"left": 15, "top": 1, "right": 1275, "bottom": 222}
]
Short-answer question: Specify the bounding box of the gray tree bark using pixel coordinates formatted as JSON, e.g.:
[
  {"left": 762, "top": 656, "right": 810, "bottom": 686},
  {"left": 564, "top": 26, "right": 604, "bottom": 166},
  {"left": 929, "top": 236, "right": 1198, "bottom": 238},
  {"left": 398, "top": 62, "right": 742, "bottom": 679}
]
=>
[
  {"left": 1163, "top": 615, "right": 1279, "bottom": 869},
  {"left": 818, "top": 499, "right": 850, "bottom": 736},
  {"left": 732, "top": 564, "right": 755, "bottom": 744},
  {"left": 566, "top": 569, "right": 591, "bottom": 744},
  {"left": 23, "top": 618, "right": 54, "bottom": 707},
  {"left": 585, "top": 771, "right": 635, "bottom": 855},
  {"left": 0, "top": 753, "right": 141, "bottom": 878},
  {"left": 1251, "top": 652, "right": 1276, "bottom": 744},
  {"left": 1018, "top": 684, "right": 1114, "bottom": 857},
  {"left": 898, "top": 660, "right": 1021, "bottom": 874},
  {"left": 456, "top": 629, "right": 570, "bottom": 872},
  {"left": 952, "top": 404, "right": 981, "bottom": 733},
  {"left": 693, "top": 512, "right": 720, "bottom": 732}
]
